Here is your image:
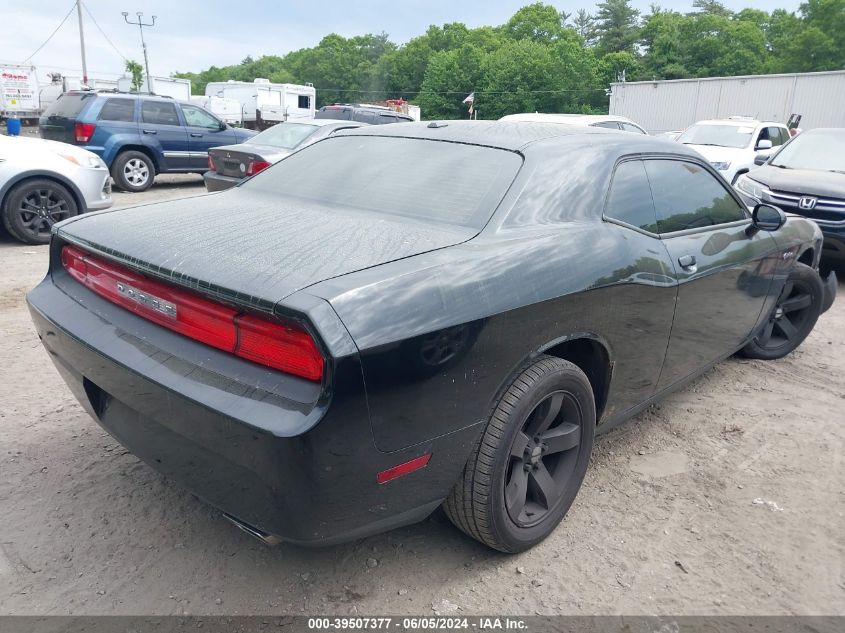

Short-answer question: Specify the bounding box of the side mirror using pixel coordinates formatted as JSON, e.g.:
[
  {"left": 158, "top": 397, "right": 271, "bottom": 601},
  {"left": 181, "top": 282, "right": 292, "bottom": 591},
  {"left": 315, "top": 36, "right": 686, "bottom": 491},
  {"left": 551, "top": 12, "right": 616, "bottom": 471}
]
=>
[
  {"left": 754, "top": 153, "right": 769, "bottom": 166},
  {"left": 751, "top": 203, "right": 786, "bottom": 232},
  {"left": 756, "top": 139, "right": 773, "bottom": 151},
  {"left": 218, "top": 121, "right": 228, "bottom": 131}
]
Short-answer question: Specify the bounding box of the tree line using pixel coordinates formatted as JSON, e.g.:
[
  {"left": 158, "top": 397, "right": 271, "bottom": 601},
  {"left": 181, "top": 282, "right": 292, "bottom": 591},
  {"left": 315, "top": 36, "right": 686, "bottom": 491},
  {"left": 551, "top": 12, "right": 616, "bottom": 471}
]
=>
[{"left": 174, "top": 0, "right": 845, "bottom": 120}]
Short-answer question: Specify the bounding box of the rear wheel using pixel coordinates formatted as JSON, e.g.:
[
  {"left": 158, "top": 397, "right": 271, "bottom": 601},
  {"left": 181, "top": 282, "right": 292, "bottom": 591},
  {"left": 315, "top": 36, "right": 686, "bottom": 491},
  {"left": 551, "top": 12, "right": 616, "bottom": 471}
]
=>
[
  {"left": 2, "top": 178, "right": 78, "bottom": 244},
  {"left": 740, "top": 263, "right": 823, "bottom": 360},
  {"left": 112, "top": 150, "right": 154, "bottom": 192},
  {"left": 444, "top": 356, "right": 595, "bottom": 553}
]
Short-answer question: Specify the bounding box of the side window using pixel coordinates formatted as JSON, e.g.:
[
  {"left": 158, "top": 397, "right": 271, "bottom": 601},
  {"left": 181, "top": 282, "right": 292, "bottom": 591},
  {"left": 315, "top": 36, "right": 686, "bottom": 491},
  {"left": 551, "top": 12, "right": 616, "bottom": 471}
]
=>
[
  {"left": 141, "top": 101, "right": 180, "bottom": 126},
  {"left": 621, "top": 122, "right": 646, "bottom": 134},
  {"left": 98, "top": 98, "right": 135, "bottom": 122},
  {"left": 297, "top": 95, "right": 311, "bottom": 109},
  {"left": 181, "top": 104, "right": 220, "bottom": 129},
  {"left": 770, "top": 126, "right": 787, "bottom": 146},
  {"left": 605, "top": 160, "right": 659, "bottom": 233},
  {"left": 592, "top": 121, "right": 621, "bottom": 130},
  {"left": 644, "top": 159, "right": 747, "bottom": 234}
]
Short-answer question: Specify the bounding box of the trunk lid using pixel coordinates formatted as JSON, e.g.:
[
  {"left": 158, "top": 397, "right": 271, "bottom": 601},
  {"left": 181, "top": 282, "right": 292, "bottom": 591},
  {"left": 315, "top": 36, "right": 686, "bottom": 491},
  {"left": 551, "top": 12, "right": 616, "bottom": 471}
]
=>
[
  {"left": 209, "top": 144, "right": 290, "bottom": 178},
  {"left": 55, "top": 188, "right": 475, "bottom": 310}
]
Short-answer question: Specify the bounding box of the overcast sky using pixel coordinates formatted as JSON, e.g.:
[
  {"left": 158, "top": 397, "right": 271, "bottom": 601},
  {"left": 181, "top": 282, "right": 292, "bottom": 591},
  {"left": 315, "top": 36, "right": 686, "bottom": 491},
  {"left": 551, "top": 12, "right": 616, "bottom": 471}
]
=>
[{"left": 3, "top": 0, "right": 803, "bottom": 83}]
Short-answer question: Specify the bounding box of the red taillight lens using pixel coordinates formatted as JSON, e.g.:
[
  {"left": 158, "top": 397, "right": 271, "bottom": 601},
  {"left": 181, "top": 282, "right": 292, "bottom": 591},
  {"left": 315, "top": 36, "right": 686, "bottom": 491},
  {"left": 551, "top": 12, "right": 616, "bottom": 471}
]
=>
[
  {"left": 74, "top": 122, "right": 96, "bottom": 143},
  {"left": 246, "top": 160, "right": 270, "bottom": 176},
  {"left": 208, "top": 154, "right": 217, "bottom": 171},
  {"left": 61, "top": 245, "right": 324, "bottom": 381}
]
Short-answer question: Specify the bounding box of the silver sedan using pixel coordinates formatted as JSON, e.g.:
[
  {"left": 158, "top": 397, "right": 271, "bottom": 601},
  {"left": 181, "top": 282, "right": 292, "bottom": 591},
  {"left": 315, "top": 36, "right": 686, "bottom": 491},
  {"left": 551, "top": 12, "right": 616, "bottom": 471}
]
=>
[{"left": 0, "top": 134, "right": 112, "bottom": 244}]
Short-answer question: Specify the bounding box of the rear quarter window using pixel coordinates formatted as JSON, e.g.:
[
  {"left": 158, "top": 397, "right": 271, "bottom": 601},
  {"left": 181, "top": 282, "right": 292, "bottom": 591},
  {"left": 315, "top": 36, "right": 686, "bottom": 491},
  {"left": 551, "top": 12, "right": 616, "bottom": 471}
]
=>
[{"left": 98, "top": 98, "right": 135, "bottom": 122}]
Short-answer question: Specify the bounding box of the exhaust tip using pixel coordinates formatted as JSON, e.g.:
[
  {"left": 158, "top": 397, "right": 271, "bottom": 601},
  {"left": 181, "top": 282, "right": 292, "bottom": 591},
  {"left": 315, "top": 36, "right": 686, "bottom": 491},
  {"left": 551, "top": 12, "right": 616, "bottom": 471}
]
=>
[{"left": 222, "top": 513, "right": 282, "bottom": 546}]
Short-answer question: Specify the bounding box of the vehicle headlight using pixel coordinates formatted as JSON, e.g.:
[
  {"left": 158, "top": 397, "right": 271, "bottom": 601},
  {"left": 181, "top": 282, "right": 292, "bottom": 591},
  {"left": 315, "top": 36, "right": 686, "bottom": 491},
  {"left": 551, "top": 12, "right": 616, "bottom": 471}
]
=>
[
  {"left": 711, "top": 161, "right": 731, "bottom": 171},
  {"left": 58, "top": 153, "right": 107, "bottom": 169},
  {"left": 735, "top": 174, "right": 764, "bottom": 199}
]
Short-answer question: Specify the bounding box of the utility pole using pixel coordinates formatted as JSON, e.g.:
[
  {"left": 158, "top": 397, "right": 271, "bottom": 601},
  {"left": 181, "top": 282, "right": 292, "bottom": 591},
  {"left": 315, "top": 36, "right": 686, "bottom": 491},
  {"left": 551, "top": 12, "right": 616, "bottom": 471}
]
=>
[
  {"left": 76, "top": 1, "right": 88, "bottom": 85},
  {"left": 122, "top": 11, "right": 157, "bottom": 92}
]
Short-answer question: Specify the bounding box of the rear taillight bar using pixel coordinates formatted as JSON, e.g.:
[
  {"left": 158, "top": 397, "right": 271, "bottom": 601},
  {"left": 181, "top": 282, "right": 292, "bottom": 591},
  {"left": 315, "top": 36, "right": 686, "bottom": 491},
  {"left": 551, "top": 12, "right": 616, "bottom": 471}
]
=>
[{"left": 61, "top": 245, "right": 324, "bottom": 381}]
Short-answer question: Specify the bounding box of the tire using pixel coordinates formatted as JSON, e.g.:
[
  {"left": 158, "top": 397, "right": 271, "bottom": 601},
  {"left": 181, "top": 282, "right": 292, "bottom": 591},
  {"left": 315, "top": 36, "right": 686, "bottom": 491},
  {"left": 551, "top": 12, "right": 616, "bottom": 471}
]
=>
[
  {"left": 444, "top": 355, "right": 595, "bottom": 553},
  {"left": 2, "top": 178, "right": 78, "bottom": 245},
  {"left": 111, "top": 150, "right": 154, "bottom": 192},
  {"left": 740, "top": 262, "right": 824, "bottom": 360}
]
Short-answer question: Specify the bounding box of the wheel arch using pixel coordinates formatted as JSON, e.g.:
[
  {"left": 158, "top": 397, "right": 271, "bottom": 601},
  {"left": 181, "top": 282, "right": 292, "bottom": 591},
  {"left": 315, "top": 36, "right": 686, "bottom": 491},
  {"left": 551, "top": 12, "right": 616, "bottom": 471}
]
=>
[
  {"left": 539, "top": 334, "right": 613, "bottom": 422},
  {"left": 0, "top": 171, "right": 86, "bottom": 215},
  {"left": 113, "top": 145, "right": 160, "bottom": 174},
  {"left": 797, "top": 247, "right": 815, "bottom": 267}
]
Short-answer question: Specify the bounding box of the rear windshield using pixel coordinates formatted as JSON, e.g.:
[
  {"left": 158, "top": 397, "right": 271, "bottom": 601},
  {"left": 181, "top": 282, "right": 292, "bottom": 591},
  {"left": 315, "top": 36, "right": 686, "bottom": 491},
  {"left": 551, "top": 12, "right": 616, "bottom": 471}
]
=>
[
  {"left": 42, "top": 93, "right": 95, "bottom": 119},
  {"left": 244, "top": 135, "right": 523, "bottom": 228},
  {"left": 249, "top": 122, "right": 319, "bottom": 149},
  {"left": 315, "top": 108, "right": 351, "bottom": 120}
]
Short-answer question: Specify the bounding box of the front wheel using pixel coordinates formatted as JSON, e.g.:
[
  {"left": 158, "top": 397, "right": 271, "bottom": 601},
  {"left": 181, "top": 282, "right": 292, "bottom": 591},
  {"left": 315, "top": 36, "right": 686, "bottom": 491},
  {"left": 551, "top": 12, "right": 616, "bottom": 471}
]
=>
[
  {"left": 740, "top": 262, "right": 824, "bottom": 360},
  {"left": 444, "top": 356, "right": 595, "bottom": 553},
  {"left": 2, "top": 178, "right": 78, "bottom": 244},
  {"left": 112, "top": 151, "right": 154, "bottom": 192}
]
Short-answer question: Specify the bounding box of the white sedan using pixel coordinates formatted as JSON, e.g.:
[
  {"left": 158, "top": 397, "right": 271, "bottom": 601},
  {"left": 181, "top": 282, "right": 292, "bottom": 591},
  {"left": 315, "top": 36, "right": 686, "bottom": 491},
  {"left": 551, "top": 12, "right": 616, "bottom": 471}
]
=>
[{"left": 0, "top": 135, "right": 112, "bottom": 244}]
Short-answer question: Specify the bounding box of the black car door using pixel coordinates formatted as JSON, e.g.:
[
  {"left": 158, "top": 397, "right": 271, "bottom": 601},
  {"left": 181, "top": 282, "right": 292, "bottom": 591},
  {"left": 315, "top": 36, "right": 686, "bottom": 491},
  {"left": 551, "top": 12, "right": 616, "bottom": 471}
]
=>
[{"left": 643, "top": 158, "right": 780, "bottom": 390}]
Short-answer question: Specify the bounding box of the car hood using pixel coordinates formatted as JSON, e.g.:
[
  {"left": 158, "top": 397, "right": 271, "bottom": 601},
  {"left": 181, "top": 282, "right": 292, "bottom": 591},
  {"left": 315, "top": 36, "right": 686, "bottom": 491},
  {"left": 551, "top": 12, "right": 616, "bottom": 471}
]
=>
[
  {"left": 54, "top": 188, "right": 474, "bottom": 310},
  {"left": 747, "top": 166, "right": 845, "bottom": 198},
  {"left": 683, "top": 144, "right": 749, "bottom": 164},
  {"left": 209, "top": 143, "right": 291, "bottom": 163}
]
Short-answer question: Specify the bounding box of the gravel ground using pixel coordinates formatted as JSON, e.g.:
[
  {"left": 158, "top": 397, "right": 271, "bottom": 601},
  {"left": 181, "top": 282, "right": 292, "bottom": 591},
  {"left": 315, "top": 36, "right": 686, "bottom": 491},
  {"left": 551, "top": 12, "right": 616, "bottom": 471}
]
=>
[{"left": 1, "top": 177, "right": 843, "bottom": 616}]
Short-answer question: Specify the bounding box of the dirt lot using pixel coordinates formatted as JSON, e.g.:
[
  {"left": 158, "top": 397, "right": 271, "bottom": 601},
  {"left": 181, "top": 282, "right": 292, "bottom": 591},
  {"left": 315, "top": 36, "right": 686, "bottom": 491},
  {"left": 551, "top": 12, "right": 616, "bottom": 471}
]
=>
[{"left": 1, "top": 176, "right": 843, "bottom": 616}]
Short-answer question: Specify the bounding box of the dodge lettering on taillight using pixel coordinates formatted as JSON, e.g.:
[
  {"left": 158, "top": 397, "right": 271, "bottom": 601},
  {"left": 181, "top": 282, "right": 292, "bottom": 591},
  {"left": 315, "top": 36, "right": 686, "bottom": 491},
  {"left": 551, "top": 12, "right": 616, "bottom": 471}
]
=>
[{"left": 116, "top": 282, "right": 177, "bottom": 319}]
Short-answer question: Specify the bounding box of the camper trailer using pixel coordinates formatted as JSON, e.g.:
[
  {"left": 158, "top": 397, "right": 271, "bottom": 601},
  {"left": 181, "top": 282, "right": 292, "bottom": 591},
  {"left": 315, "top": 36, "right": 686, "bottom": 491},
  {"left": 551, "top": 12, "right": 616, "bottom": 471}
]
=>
[{"left": 204, "top": 79, "right": 316, "bottom": 129}]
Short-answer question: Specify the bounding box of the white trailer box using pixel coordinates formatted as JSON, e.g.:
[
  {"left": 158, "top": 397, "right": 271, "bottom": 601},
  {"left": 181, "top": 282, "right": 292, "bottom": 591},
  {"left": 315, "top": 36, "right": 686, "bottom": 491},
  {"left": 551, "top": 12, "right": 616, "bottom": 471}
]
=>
[
  {"left": 117, "top": 75, "right": 192, "bottom": 101},
  {"left": 190, "top": 95, "right": 243, "bottom": 125},
  {"left": 609, "top": 70, "right": 845, "bottom": 134},
  {"left": 1, "top": 63, "right": 40, "bottom": 120},
  {"left": 205, "top": 79, "right": 315, "bottom": 128}
]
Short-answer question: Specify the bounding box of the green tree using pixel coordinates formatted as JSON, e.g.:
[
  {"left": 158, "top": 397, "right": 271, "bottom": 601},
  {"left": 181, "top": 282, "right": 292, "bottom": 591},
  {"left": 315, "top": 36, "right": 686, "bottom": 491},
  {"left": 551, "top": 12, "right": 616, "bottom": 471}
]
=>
[
  {"left": 593, "top": 0, "right": 641, "bottom": 54},
  {"left": 125, "top": 59, "right": 144, "bottom": 91},
  {"left": 572, "top": 9, "right": 595, "bottom": 42},
  {"left": 505, "top": 2, "right": 568, "bottom": 41}
]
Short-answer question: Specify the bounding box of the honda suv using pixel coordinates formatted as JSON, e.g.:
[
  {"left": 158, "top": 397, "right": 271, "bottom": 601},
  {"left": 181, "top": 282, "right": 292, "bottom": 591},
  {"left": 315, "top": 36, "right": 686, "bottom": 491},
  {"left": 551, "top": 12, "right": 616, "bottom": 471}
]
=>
[{"left": 39, "top": 91, "right": 255, "bottom": 192}]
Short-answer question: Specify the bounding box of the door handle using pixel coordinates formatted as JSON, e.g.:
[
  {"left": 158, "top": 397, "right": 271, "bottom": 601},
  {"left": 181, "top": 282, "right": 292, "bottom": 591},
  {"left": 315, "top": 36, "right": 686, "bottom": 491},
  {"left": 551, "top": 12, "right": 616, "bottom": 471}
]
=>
[
  {"left": 678, "top": 254, "right": 697, "bottom": 269},
  {"left": 190, "top": 132, "right": 203, "bottom": 137},
  {"left": 142, "top": 129, "right": 157, "bottom": 135}
]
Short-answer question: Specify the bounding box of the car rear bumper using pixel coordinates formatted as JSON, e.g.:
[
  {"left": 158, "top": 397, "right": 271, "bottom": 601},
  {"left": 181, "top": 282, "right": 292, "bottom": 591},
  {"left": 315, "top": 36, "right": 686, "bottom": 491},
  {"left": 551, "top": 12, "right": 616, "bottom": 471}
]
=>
[
  {"left": 27, "top": 270, "right": 475, "bottom": 546},
  {"left": 203, "top": 170, "right": 242, "bottom": 192}
]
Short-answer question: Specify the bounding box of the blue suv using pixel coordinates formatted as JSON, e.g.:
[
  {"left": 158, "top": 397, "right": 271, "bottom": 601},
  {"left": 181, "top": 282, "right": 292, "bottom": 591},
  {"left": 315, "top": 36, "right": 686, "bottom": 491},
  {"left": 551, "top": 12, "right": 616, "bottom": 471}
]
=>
[{"left": 39, "top": 91, "right": 255, "bottom": 192}]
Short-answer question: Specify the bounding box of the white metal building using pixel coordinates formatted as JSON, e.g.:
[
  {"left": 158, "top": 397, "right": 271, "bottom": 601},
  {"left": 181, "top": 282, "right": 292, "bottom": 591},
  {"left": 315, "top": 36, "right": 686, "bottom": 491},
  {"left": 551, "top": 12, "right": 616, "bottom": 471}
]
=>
[{"left": 609, "top": 70, "right": 845, "bottom": 134}]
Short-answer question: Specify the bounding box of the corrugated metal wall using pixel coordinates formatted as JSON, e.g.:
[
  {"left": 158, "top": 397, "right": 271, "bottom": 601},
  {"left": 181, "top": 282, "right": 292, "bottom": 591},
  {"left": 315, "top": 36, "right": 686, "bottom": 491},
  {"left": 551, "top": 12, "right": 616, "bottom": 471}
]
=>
[{"left": 609, "top": 71, "right": 845, "bottom": 134}]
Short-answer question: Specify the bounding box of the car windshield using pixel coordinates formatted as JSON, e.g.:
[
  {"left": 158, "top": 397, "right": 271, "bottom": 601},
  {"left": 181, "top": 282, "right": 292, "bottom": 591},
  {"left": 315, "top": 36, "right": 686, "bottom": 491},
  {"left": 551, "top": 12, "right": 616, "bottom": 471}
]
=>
[
  {"left": 248, "top": 123, "right": 319, "bottom": 149},
  {"left": 678, "top": 124, "right": 754, "bottom": 149},
  {"left": 43, "top": 93, "right": 96, "bottom": 119},
  {"left": 244, "top": 135, "right": 523, "bottom": 228},
  {"left": 769, "top": 131, "right": 845, "bottom": 172}
]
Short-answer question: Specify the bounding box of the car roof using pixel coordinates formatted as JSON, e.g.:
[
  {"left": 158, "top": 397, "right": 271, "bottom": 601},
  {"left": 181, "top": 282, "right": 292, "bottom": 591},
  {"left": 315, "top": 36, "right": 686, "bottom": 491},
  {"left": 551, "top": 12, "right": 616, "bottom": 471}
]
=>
[
  {"left": 336, "top": 120, "right": 693, "bottom": 154},
  {"left": 499, "top": 113, "right": 638, "bottom": 126},
  {"left": 280, "top": 118, "right": 362, "bottom": 127}
]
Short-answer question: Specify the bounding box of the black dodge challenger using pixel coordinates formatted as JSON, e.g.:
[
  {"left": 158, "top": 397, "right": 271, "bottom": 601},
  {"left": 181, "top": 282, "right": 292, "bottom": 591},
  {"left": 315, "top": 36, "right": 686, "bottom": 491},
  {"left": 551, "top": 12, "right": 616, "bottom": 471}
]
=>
[{"left": 27, "top": 121, "right": 837, "bottom": 553}]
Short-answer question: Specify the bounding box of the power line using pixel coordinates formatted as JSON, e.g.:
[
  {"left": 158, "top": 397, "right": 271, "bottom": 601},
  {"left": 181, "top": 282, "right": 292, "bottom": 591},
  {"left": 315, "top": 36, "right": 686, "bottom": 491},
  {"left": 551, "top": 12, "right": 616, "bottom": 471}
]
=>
[
  {"left": 21, "top": 2, "right": 77, "bottom": 62},
  {"left": 81, "top": 0, "right": 128, "bottom": 62}
]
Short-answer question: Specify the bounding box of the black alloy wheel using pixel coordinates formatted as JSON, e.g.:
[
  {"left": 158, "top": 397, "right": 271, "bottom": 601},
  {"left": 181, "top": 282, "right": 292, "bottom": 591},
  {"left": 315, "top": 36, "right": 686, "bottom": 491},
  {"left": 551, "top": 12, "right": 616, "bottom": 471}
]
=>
[
  {"left": 740, "top": 262, "right": 823, "bottom": 360},
  {"left": 444, "top": 355, "right": 595, "bottom": 552},
  {"left": 505, "top": 390, "right": 583, "bottom": 527},
  {"left": 2, "top": 179, "right": 78, "bottom": 245}
]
